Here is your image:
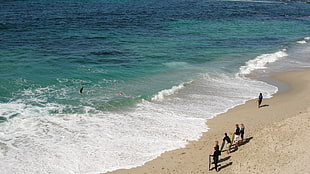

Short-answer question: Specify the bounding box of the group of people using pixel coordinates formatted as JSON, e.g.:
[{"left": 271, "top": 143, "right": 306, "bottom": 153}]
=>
[
  {"left": 210, "top": 123, "right": 245, "bottom": 172},
  {"left": 210, "top": 92, "right": 263, "bottom": 172}
]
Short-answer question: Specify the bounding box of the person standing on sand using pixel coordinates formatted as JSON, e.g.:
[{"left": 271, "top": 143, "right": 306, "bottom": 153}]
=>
[
  {"left": 234, "top": 124, "right": 240, "bottom": 147},
  {"left": 258, "top": 93, "right": 263, "bottom": 108},
  {"left": 214, "top": 141, "right": 219, "bottom": 151},
  {"left": 211, "top": 141, "right": 221, "bottom": 172},
  {"left": 213, "top": 146, "right": 221, "bottom": 172},
  {"left": 222, "top": 133, "right": 232, "bottom": 154},
  {"left": 240, "top": 124, "right": 245, "bottom": 143}
]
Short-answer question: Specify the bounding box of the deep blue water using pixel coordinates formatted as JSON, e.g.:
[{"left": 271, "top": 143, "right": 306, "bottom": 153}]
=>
[{"left": 0, "top": 0, "right": 309, "bottom": 173}]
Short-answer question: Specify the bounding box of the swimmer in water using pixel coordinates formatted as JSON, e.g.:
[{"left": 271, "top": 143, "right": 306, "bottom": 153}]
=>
[
  {"left": 80, "top": 86, "right": 84, "bottom": 94},
  {"left": 116, "top": 92, "right": 124, "bottom": 96}
]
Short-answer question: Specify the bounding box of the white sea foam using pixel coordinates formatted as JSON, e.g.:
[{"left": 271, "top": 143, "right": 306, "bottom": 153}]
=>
[
  {"left": 296, "top": 37, "right": 310, "bottom": 44},
  {"left": 238, "top": 49, "right": 288, "bottom": 76},
  {"left": 0, "top": 100, "right": 207, "bottom": 174},
  {"left": 151, "top": 82, "right": 191, "bottom": 101},
  {"left": 297, "top": 40, "right": 307, "bottom": 44}
]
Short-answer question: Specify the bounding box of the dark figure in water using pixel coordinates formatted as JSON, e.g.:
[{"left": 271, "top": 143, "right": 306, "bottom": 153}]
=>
[{"left": 80, "top": 86, "right": 84, "bottom": 94}]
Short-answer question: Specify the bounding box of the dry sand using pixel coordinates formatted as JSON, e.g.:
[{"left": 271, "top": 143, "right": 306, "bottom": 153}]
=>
[{"left": 105, "top": 70, "right": 310, "bottom": 174}]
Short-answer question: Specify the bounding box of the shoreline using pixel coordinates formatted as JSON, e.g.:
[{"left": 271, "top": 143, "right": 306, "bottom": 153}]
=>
[{"left": 104, "top": 69, "right": 310, "bottom": 174}]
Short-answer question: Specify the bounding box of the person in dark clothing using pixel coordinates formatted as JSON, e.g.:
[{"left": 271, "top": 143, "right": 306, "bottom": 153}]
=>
[
  {"left": 214, "top": 141, "right": 219, "bottom": 151},
  {"left": 80, "top": 86, "right": 84, "bottom": 94},
  {"left": 234, "top": 124, "right": 240, "bottom": 147},
  {"left": 240, "top": 124, "right": 245, "bottom": 143},
  {"left": 222, "top": 133, "right": 232, "bottom": 154},
  {"left": 258, "top": 93, "right": 263, "bottom": 108},
  {"left": 212, "top": 146, "right": 221, "bottom": 172}
]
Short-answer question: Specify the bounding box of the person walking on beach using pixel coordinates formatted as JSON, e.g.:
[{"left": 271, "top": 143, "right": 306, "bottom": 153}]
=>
[
  {"left": 222, "top": 133, "right": 232, "bottom": 154},
  {"left": 240, "top": 124, "right": 245, "bottom": 143},
  {"left": 258, "top": 93, "right": 263, "bottom": 108}
]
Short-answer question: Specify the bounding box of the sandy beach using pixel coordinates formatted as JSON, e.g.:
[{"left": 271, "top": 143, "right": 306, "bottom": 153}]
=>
[{"left": 105, "top": 70, "right": 310, "bottom": 174}]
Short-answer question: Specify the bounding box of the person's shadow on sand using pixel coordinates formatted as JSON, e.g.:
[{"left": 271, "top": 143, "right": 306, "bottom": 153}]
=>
[
  {"left": 230, "top": 137, "right": 253, "bottom": 153},
  {"left": 260, "top": 104, "right": 269, "bottom": 108},
  {"left": 219, "top": 156, "right": 231, "bottom": 163},
  {"left": 239, "top": 137, "right": 253, "bottom": 146},
  {"left": 210, "top": 156, "right": 232, "bottom": 172},
  {"left": 218, "top": 162, "right": 233, "bottom": 171}
]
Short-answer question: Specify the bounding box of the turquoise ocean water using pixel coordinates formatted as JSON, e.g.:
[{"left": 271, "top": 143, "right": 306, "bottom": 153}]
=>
[{"left": 0, "top": 0, "right": 309, "bottom": 173}]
